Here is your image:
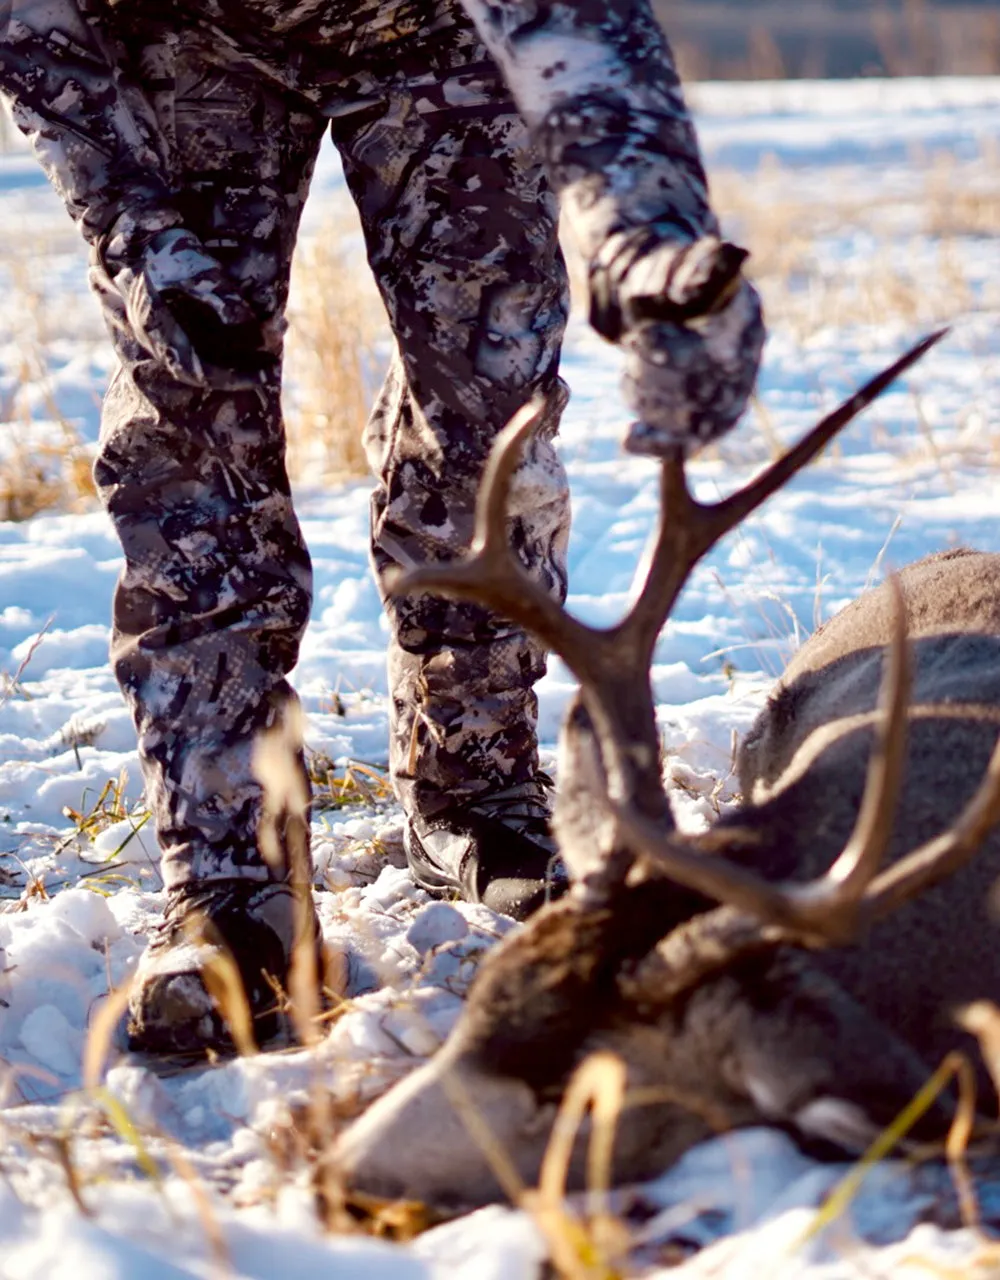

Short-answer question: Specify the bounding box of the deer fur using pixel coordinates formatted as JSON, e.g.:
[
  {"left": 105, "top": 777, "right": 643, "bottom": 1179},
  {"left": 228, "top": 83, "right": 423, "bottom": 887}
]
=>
[
  {"left": 334, "top": 345, "right": 1000, "bottom": 1211},
  {"left": 735, "top": 547, "right": 1000, "bottom": 1075}
]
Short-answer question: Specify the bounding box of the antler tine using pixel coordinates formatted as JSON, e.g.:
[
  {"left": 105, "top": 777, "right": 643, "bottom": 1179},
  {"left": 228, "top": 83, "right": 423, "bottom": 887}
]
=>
[
  {"left": 715, "top": 329, "right": 948, "bottom": 535},
  {"left": 867, "top": 731, "right": 1000, "bottom": 920},
  {"left": 388, "top": 395, "right": 601, "bottom": 684},
  {"left": 804, "top": 575, "right": 911, "bottom": 906},
  {"left": 622, "top": 328, "right": 949, "bottom": 657},
  {"left": 613, "top": 579, "right": 912, "bottom": 947},
  {"left": 475, "top": 399, "right": 542, "bottom": 554}
]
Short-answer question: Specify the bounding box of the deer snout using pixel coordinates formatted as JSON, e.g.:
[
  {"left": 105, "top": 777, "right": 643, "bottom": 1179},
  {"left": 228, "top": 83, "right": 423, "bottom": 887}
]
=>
[{"left": 333, "top": 1044, "right": 555, "bottom": 1209}]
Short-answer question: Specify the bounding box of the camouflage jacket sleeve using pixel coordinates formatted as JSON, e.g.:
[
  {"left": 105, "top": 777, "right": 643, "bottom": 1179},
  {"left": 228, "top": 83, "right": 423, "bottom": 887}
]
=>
[
  {"left": 457, "top": 0, "right": 723, "bottom": 330},
  {"left": 0, "top": 0, "right": 182, "bottom": 259}
]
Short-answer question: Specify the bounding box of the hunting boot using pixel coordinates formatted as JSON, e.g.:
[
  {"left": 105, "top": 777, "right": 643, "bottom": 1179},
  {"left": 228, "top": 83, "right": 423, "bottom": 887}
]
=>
[
  {"left": 126, "top": 879, "right": 322, "bottom": 1056},
  {"left": 404, "top": 778, "right": 567, "bottom": 921}
]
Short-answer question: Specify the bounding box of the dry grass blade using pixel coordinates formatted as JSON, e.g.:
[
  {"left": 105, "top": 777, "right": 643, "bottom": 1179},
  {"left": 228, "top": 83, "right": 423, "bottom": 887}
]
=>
[
  {"left": 93, "top": 1087, "right": 164, "bottom": 1184},
  {"left": 196, "top": 938, "right": 258, "bottom": 1059},
  {"left": 288, "top": 912, "right": 321, "bottom": 1050},
  {"left": 251, "top": 703, "right": 310, "bottom": 876},
  {"left": 957, "top": 1001, "right": 1000, "bottom": 1115},
  {"left": 306, "top": 753, "right": 393, "bottom": 813},
  {"left": 437, "top": 1065, "right": 528, "bottom": 1208},
  {"left": 50, "top": 1132, "right": 92, "bottom": 1219},
  {"left": 0, "top": 1060, "right": 60, "bottom": 1108},
  {"left": 795, "top": 1051, "right": 979, "bottom": 1252},
  {"left": 62, "top": 768, "right": 151, "bottom": 858},
  {"left": 252, "top": 703, "right": 324, "bottom": 1044},
  {"left": 538, "top": 1054, "right": 624, "bottom": 1217},
  {"left": 0, "top": 616, "right": 53, "bottom": 713},
  {"left": 163, "top": 1139, "right": 233, "bottom": 1276},
  {"left": 532, "top": 1052, "right": 630, "bottom": 1280},
  {"left": 82, "top": 979, "right": 134, "bottom": 1092}
]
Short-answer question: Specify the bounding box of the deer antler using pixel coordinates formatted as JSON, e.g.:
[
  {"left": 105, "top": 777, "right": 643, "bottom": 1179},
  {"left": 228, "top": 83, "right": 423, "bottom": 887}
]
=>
[
  {"left": 620, "top": 330, "right": 948, "bottom": 664},
  {"left": 393, "top": 330, "right": 947, "bottom": 679},
  {"left": 392, "top": 329, "right": 950, "bottom": 839},
  {"left": 617, "top": 597, "right": 1000, "bottom": 1018}
]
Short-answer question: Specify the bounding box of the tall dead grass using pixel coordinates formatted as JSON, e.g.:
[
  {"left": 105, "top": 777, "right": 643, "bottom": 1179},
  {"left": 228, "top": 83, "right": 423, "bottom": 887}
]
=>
[
  {"left": 873, "top": 0, "right": 1000, "bottom": 78},
  {"left": 283, "top": 212, "right": 387, "bottom": 486},
  {"left": 710, "top": 139, "right": 1000, "bottom": 339},
  {"left": 0, "top": 262, "right": 97, "bottom": 522}
]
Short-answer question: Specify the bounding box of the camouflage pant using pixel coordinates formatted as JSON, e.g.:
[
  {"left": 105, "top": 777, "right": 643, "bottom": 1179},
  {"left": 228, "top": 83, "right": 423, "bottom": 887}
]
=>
[{"left": 89, "top": 0, "right": 569, "bottom": 891}]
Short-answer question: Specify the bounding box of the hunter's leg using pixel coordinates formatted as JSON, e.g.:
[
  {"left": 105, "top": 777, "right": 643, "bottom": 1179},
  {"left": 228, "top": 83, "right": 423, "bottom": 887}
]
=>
[
  {"left": 92, "top": 30, "right": 326, "bottom": 1049},
  {"left": 332, "top": 0, "right": 571, "bottom": 918}
]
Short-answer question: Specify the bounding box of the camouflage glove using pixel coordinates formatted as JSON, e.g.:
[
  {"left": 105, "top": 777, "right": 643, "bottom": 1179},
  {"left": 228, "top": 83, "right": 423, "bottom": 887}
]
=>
[
  {"left": 96, "top": 225, "right": 277, "bottom": 390},
  {"left": 590, "top": 233, "right": 766, "bottom": 456}
]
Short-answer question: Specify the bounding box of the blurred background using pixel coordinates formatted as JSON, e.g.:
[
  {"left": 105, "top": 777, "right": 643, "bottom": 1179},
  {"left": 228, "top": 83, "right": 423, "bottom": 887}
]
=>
[{"left": 657, "top": 0, "right": 1000, "bottom": 78}]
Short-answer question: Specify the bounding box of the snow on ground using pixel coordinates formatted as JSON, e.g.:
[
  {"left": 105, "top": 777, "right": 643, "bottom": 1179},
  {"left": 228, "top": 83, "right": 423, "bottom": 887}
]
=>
[{"left": 0, "top": 77, "right": 999, "bottom": 1277}]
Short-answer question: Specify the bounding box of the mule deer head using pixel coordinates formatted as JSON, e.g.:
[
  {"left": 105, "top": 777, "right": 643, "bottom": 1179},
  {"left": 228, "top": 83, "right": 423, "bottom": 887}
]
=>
[{"left": 335, "top": 329, "right": 1000, "bottom": 1210}]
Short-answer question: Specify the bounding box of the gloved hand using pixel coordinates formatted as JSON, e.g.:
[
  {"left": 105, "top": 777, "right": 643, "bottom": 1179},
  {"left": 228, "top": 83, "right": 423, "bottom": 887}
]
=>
[
  {"left": 95, "top": 226, "right": 278, "bottom": 390},
  {"left": 590, "top": 233, "right": 766, "bottom": 456}
]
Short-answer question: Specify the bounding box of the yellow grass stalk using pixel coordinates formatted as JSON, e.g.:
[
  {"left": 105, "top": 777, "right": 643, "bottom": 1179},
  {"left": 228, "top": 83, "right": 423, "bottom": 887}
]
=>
[
  {"left": 82, "top": 980, "right": 134, "bottom": 1092},
  {"left": 195, "top": 938, "right": 259, "bottom": 1060},
  {"left": 795, "top": 1051, "right": 980, "bottom": 1254}
]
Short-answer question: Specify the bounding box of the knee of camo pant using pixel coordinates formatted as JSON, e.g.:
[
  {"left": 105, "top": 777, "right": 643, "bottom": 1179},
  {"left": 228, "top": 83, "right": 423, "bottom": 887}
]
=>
[
  {"left": 126, "top": 668, "right": 312, "bottom": 889},
  {"left": 96, "top": 364, "right": 310, "bottom": 606}
]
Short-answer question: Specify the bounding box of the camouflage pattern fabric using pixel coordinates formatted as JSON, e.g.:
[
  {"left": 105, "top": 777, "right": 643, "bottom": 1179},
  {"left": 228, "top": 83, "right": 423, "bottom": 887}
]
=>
[
  {"left": 461, "top": 0, "right": 766, "bottom": 453},
  {"left": 0, "top": 0, "right": 759, "bottom": 889},
  {"left": 89, "top": 25, "right": 325, "bottom": 891}
]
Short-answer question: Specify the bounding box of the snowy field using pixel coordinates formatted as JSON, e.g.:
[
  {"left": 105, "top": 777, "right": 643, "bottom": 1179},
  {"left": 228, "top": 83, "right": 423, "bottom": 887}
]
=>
[{"left": 0, "top": 76, "right": 999, "bottom": 1277}]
